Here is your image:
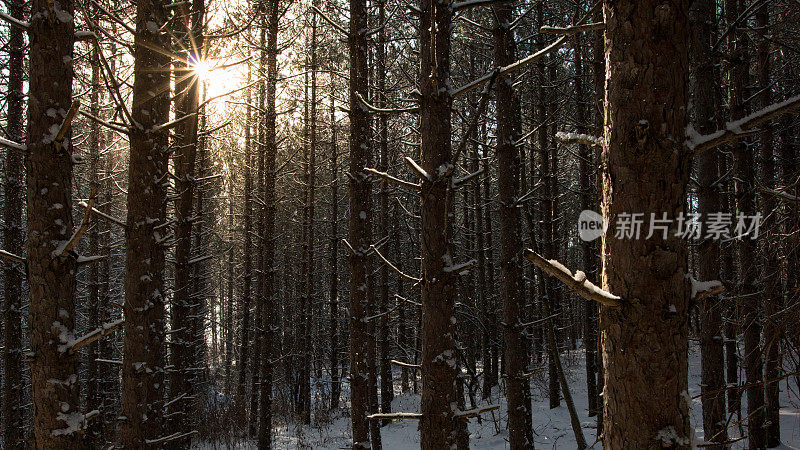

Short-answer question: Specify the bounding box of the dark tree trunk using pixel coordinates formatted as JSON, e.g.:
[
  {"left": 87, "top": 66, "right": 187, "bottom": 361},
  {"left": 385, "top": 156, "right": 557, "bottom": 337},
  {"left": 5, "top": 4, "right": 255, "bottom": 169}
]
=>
[
  {"left": 236, "top": 68, "right": 254, "bottom": 418},
  {"left": 726, "top": 0, "right": 766, "bottom": 447},
  {"left": 600, "top": 0, "right": 693, "bottom": 447},
  {"left": 120, "top": 0, "right": 171, "bottom": 445},
  {"left": 85, "top": 40, "right": 103, "bottom": 448},
  {"left": 417, "top": 0, "right": 459, "bottom": 445},
  {"left": 169, "top": 0, "right": 205, "bottom": 438},
  {"left": 348, "top": 0, "right": 373, "bottom": 440},
  {"left": 690, "top": 0, "right": 727, "bottom": 446},
  {"left": 329, "top": 69, "right": 341, "bottom": 410},
  {"left": 25, "top": 0, "right": 80, "bottom": 444},
  {"left": 494, "top": 2, "right": 532, "bottom": 447},
  {"left": 756, "top": 4, "right": 781, "bottom": 447},
  {"left": 258, "top": 0, "right": 280, "bottom": 445},
  {"left": 376, "top": 0, "right": 394, "bottom": 422},
  {"left": 573, "top": 30, "right": 599, "bottom": 421}
]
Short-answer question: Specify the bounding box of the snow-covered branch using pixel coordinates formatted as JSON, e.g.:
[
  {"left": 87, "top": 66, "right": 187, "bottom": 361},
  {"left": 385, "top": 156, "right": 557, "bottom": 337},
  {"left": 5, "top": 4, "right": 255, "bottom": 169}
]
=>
[
  {"left": 688, "top": 276, "right": 724, "bottom": 301},
  {"left": 355, "top": 92, "right": 418, "bottom": 114},
  {"left": 0, "top": 11, "right": 29, "bottom": 30},
  {"left": 452, "top": 0, "right": 511, "bottom": 11},
  {"left": 540, "top": 22, "right": 604, "bottom": 34},
  {"left": 62, "top": 318, "right": 124, "bottom": 355},
  {"left": 687, "top": 94, "right": 800, "bottom": 155},
  {"left": 310, "top": 5, "right": 350, "bottom": 38},
  {"left": 78, "top": 200, "right": 127, "bottom": 229},
  {"left": 364, "top": 167, "right": 421, "bottom": 190},
  {"left": 367, "top": 412, "right": 422, "bottom": 420},
  {"left": 370, "top": 244, "right": 422, "bottom": 283},
  {"left": 0, "top": 249, "right": 25, "bottom": 264},
  {"left": 523, "top": 248, "right": 621, "bottom": 307},
  {"left": 390, "top": 359, "right": 421, "bottom": 369},
  {"left": 760, "top": 187, "right": 800, "bottom": 203},
  {"left": 404, "top": 156, "right": 431, "bottom": 181},
  {"left": 0, "top": 136, "right": 27, "bottom": 153},
  {"left": 53, "top": 186, "right": 97, "bottom": 259},
  {"left": 555, "top": 131, "right": 603, "bottom": 148},
  {"left": 454, "top": 404, "right": 500, "bottom": 419},
  {"left": 452, "top": 36, "right": 566, "bottom": 98}
]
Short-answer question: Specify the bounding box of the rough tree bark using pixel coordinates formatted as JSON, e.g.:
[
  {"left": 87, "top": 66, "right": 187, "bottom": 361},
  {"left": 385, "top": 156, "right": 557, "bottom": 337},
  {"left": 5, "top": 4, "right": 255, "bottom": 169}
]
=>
[
  {"left": 600, "top": 0, "right": 693, "bottom": 447},
  {"left": 494, "top": 1, "right": 533, "bottom": 447},
  {"left": 25, "top": 0, "right": 81, "bottom": 445},
  {"left": 120, "top": 0, "right": 171, "bottom": 444},
  {"left": 348, "top": 0, "right": 373, "bottom": 440},
  {"left": 417, "top": 0, "right": 459, "bottom": 445}
]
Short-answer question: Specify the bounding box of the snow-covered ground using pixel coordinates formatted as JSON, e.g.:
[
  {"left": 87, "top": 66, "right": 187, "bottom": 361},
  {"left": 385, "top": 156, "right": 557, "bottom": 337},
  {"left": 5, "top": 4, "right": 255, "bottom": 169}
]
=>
[{"left": 197, "top": 346, "right": 800, "bottom": 449}]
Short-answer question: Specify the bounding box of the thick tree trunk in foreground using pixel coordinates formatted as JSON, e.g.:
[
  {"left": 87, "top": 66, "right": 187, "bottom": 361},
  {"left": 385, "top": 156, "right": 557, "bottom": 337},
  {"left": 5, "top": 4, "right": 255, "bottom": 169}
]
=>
[
  {"left": 418, "top": 0, "right": 458, "bottom": 446},
  {"left": 494, "top": 2, "right": 532, "bottom": 447},
  {"left": 2, "top": 0, "right": 26, "bottom": 444},
  {"left": 26, "top": 0, "right": 80, "bottom": 445},
  {"left": 120, "top": 0, "right": 171, "bottom": 444},
  {"left": 348, "top": 0, "right": 373, "bottom": 441},
  {"left": 690, "top": 0, "right": 727, "bottom": 446},
  {"left": 600, "top": 0, "right": 692, "bottom": 447}
]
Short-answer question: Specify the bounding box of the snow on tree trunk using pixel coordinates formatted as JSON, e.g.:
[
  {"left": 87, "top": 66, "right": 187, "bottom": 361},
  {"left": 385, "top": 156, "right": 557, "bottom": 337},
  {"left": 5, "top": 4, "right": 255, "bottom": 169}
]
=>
[{"left": 120, "top": 0, "right": 171, "bottom": 444}]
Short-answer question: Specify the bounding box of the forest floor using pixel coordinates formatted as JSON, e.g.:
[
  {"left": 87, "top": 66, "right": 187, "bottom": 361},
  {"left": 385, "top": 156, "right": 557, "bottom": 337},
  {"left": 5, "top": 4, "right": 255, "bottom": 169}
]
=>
[{"left": 198, "top": 345, "right": 800, "bottom": 449}]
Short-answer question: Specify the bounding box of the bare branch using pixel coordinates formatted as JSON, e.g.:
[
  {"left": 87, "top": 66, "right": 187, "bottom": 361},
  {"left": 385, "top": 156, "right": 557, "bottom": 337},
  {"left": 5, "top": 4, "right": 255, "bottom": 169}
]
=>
[
  {"left": 540, "top": 22, "right": 604, "bottom": 34},
  {"left": 523, "top": 248, "right": 621, "bottom": 307},
  {"left": 404, "top": 156, "right": 431, "bottom": 181},
  {"left": 688, "top": 94, "right": 800, "bottom": 155},
  {"left": 63, "top": 318, "right": 124, "bottom": 355},
  {"left": 0, "top": 250, "right": 25, "bottom": 264},
  {"left": 364, "top": 167, "right": 421, "bottom": 190}
]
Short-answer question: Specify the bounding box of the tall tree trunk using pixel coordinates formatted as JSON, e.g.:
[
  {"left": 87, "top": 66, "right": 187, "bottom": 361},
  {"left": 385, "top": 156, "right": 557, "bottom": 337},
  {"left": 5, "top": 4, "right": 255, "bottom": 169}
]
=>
[
  {"left": 2, "top": 0, "right": 26, "bottom": 443},
  {"left": 494, "top": 2, "right": 532, "bottom": 447},
  {"left": 376, "top": 0, "right": 394, "bottom": 421},
  {"left": 299, "top": 2, "right": 318, "bottom": 423},
  {"left": 536, "top": 3, "right": 560, "bottom": 409},
  {"left": 348, "top": 0, "right": 373, "bottom": 440},
  {"left": 120, "top": 0, "right": 171, "bottom": 444},
  {"left": 726, "top": 0, "right": 766, "bottom": 447},
  {"left": 258, "top": 0, "right": 280, "bottom": 445},
  {"left": 418, "top": 0, "right": 459, "bottom": 445},
  {"left": 85, "top": 39, "right": 103, "bottom": 448},
  {"left": 169, "top": 0, "right": 205, "bottom": 438},
  {"left": 756, "top": 4, "right": 781, "bottom": 447},
  {"left": 691, "top": 0, "right": 727, "bottom": 446},
  {"left": 591, "top": 1, "right": 604, "bottom": 431},
  {"left": 236, "top": 68, "right": 254, "bottom": 418},
  {"left": 329, "top": 68, "right": 341, "bottom": 410},
  {"left": 600, "top": 0, "right": 692, "bottom": 447},
  {"left": 26, "top": 0, "right": 80, "bottom": 444},
  {"left": 573, "top": 29, "right": 599, "bottom": 420}
]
